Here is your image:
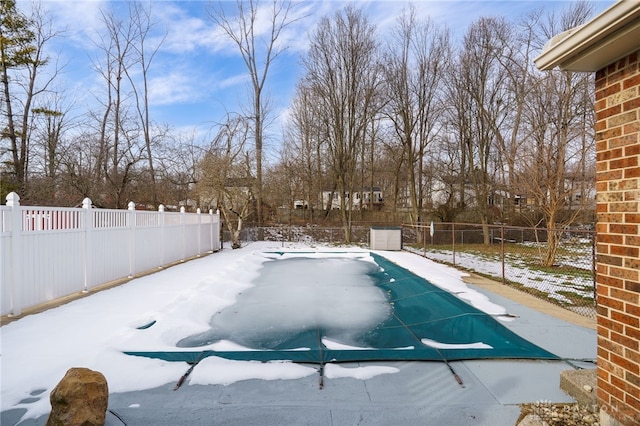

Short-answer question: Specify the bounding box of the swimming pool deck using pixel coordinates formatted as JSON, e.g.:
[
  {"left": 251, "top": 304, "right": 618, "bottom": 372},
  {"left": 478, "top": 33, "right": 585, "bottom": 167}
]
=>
[
  {"left": 2, "top": 262, "right": 597, "bottom": 426},
  {"left": 103, "top": 273, "right": 596, "bottom": 426}
]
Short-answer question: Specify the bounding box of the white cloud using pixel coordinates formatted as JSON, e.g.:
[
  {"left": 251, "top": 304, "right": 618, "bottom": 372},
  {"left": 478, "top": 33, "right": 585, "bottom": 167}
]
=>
[
  {"left": 217, "top": 72, "right": 249, "bottom": 90},
  {"left": 148, "top": 72, "right": 200, "bottom": 105},
  {"left": 154, "top": 3, "right": 222, "bottom": 53},
  {"left": 18, "top": 0, "right": 106, "bottom": 50}
]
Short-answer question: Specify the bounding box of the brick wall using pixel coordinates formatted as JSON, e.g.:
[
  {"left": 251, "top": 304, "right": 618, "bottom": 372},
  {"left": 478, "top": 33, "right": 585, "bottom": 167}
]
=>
[{"left": 595, "top": 49, "right": 640, "bottom": 426}]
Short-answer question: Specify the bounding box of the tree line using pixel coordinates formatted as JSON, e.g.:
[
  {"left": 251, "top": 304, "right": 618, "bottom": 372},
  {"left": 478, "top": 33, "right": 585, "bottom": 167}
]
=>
[
  {"left": 272, "top": 1, "right": 596, "bottom": 253},
  {"left": 2, "top": 0, "right": 596, "bottom": 253}
]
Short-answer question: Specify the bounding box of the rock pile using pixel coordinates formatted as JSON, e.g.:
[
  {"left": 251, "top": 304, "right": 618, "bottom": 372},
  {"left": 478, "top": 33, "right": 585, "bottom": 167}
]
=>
[{"left": 519, "top": 402, "right": 599, "bottom": 426}]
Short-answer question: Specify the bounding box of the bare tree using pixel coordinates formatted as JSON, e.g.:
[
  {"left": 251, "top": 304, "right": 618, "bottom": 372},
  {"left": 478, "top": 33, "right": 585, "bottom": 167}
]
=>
[
  {"left": 156, "top": 132, "right": 207, "bottom": 209},
  {"left": 124, "top": 2, "right": 167, "bottom": 208},
  {"left": 448, "top": 17, "right": 510, "bottom": 244},
  {"left": 263, "top": 157, "right": 295, "bottom": 221},
  {"left": 358, "top": 114, "right": 382, "bottom": 215},
  {"left": 90, "top": 6, "right": 144, "bottom": 208},
  {"left": 489, "top": 11, "right": 541, "bottom": 221},
  {"left": 442, "top": 60, "right": 472, "bottom": 222},
  {"left": 28, "top": 90, "right": 74, "bottom": 204},
  {"left": 521, "top": 71, "right": 595, "bottom": 266},
  {"left": 198, "top": 114, "right": 253, "bottom": 249},
  {"left": 284, "top": 80, "right": 329, "bottom": 221},
  {"left": 431, "top": 133, "right": 467, "bottom": 222},
  {"left": 301, "top": 5, "right": 382, "bottom": 242},
  {"left": 519, "top": 2, "right": 595, "bottom": 266},
  {"left": 1, "top": 0, "right": 61, "bottom": 199},
  {"left": 208, "top": 0, "right": 299, "bottom": 228},
  {"left": 57, "top": 129, "right": 102, "bottom": 203},
  {"left": 378, "top": 133, "right": 407, "bottom": 216},
  {"left": 383, "top": 6, "right": 448, "bottom": 229}
]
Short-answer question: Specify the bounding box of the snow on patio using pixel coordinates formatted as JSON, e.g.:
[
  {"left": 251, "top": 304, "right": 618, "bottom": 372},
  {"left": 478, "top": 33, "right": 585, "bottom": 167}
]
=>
[{"left": 0, "top": 241, "right": 508, "bottom": 422}]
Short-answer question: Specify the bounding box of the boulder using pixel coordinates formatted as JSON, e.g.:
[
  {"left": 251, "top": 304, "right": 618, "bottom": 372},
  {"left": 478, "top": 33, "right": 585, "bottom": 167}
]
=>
[{"left": 46, "top": 367, "right": 109, "bottom": 426}]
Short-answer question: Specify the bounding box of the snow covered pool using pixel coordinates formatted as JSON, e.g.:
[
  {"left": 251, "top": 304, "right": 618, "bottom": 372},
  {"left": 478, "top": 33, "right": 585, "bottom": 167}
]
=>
[
  {"left": 177, "top": 255, "right": 391, "bottom": 349},
  {"left": 126, "top": 250, "right": 558, "bottom": 365}
]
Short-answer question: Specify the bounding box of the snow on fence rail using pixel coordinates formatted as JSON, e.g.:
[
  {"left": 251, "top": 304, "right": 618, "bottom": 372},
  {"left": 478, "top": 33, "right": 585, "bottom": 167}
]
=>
[{"left": 1, "top": 192, "right": 220, "bottom": 317}]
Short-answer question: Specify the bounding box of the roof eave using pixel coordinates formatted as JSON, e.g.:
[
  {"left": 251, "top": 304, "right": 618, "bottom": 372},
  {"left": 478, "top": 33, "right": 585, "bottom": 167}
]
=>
[{"left": 534, "top": 1, "right": 640, "bottom": 72}]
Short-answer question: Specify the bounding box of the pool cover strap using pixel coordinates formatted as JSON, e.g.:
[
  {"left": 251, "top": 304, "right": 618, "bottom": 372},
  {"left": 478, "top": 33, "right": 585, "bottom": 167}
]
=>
[{"left": 125, "top": 253, "right": 560, "bottom": 364}]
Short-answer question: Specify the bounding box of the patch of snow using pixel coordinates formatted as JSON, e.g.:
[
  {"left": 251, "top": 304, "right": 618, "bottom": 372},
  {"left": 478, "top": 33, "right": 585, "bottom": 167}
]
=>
[
  {"left": 421, "top": 338, "right": 493, "bottom": 350},
  {"left": 324, "top": 364, "right": 399, "bottom": 380},
  {"left": 188, "top": 357, "right": 317, "bottom": 386},
  {"left": 322, "top": 338, "right": 374, "bottom": 350}
]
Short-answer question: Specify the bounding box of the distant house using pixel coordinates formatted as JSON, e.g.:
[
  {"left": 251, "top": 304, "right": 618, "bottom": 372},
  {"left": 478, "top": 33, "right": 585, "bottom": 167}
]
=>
[
  {"left": 198, "top": 177, "right": 255, "bottom": 211},
  {"left": 321, "top": 187, "right": 383, "bottom": 210},
  {"left": 425, "top": 174, "right": 594, "bottom": 216},
  {"left": 224, "top": 177, "right": 255, "bottom": 195}
]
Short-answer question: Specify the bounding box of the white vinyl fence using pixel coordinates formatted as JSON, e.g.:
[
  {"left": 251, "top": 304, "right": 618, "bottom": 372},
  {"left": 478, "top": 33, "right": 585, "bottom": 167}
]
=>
[{"left": 1, "top": 192, "right": 220, "bottom": 317}]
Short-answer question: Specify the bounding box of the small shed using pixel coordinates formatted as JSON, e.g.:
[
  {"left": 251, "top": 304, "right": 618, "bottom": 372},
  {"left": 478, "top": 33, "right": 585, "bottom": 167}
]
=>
[{"left": 370, "top": 227, "right": 402, "bottom": 251}]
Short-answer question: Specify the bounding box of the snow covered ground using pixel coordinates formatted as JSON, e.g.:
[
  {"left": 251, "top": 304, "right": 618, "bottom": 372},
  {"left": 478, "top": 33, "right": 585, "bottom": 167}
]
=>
[
  {"left": 410, "top": 246, "right": 594, "bottom": 305},
  {"left": 1, "top": 241, "right": 510, "bottom": 423}
]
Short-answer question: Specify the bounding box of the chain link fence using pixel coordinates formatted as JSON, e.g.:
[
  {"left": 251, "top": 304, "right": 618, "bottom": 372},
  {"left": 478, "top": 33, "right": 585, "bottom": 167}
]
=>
[
  {"left": 229, "top": 225, "right": 372, "bottom": 246},
  {"left": 231, "top": 223, "right": 596, "bottom": 319},
  {"left": 402, "top": 223, "right": 597, "bottom": 319}
]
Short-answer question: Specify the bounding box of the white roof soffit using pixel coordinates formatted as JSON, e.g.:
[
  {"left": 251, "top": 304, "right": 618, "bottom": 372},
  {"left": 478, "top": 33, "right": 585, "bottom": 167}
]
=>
[{"left": 535, "top": 1, "right": 640, "bottom": 72}]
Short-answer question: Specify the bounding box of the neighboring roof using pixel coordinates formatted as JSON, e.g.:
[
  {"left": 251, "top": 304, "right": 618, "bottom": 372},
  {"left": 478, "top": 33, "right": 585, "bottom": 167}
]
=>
[{"left": 535, "top": 0, "right": 640, "bottom": 72}]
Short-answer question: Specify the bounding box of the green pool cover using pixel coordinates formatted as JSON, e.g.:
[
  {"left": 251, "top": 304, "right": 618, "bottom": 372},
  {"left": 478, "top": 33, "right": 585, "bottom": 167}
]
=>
[{"left": 125, "top": 252, "right": 559, "bottom": 364}]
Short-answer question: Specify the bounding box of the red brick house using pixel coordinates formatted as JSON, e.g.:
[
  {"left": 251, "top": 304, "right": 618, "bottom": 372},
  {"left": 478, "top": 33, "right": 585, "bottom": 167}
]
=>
[{"left": 535, "top": 2, "right": 640, "bottom": 425}]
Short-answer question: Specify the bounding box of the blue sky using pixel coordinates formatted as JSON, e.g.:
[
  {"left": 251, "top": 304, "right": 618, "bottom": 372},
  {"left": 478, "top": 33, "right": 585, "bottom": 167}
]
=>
[{"left": 21, "top": 0, "right": 614, "bottom": 157}]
